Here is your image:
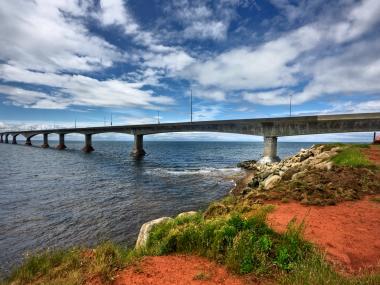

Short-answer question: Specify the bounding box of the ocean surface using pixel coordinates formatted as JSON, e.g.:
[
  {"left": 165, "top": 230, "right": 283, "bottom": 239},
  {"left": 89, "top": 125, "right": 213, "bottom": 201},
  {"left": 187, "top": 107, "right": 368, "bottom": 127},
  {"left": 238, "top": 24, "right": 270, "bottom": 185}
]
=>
[{"left": 0, "top": 140, "right": 313, "bottom": 274}]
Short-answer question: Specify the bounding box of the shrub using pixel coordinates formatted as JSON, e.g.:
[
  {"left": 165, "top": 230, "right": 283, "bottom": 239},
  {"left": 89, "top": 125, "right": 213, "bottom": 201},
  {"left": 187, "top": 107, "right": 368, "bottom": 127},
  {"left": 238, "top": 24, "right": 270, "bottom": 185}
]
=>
[{"left": 144, "top": 207, "right": 312, "bottom": 276}]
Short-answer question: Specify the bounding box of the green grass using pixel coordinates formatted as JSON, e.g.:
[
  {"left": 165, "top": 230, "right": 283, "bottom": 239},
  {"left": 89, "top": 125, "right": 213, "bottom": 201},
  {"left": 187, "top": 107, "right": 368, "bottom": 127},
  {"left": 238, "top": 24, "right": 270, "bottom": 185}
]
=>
[
  {"left": 4, "top": 242, "right": 134, "bottom": 285},
  {"left": 331, "top": 144, "right": 373, "bottom": 167},
  {"left": 279, "top": 253, "right": 380, "bottom": 285},
  {"left": 370, "top": 197, "right": 380, "bottom": 203},
  {"left": 4, "top": 203, "right": 380, "bottom": 285},
  {"left": 144, "top": 207, "right": 312, "bottom": 276}
]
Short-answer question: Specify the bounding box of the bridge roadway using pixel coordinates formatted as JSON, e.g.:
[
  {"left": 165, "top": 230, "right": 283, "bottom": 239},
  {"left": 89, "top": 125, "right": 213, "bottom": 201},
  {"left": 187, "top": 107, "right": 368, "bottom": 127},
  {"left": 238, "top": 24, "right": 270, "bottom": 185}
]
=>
[{"left": 1, "top": 112, "right": 380, "bottom": 163}]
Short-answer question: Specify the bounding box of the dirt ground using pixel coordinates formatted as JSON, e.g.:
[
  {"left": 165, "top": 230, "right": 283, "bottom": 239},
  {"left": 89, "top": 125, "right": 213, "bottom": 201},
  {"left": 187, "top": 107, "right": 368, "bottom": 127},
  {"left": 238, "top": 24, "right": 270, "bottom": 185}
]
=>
[
  {"left": 114, "top": 255, "right": 248, "bottom": 285},
  {"left": 267, "top": 196, "right": 380, "bottom": 274},
  {"left": 363, "top": 145, "right": 380, "bottom": 165}
]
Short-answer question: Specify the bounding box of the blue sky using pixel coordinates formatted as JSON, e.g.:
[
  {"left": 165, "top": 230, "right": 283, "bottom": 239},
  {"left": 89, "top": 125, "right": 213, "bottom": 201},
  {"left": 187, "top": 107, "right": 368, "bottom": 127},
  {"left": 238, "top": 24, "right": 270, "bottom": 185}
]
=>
[{"left": 0, "top": 0, "right": 379, "bottom": 141}]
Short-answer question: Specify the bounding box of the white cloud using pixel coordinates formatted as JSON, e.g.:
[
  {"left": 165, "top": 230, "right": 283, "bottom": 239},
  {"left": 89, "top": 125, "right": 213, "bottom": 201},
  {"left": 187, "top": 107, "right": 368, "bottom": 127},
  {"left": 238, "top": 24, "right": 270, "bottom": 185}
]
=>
[
  {"left": 0, "top": 64, "right": 174, "bottom": 109},
  {"left": 243, "top": 89, "right": 292, "bottom": 105},
  {"left": 0, "top": 0, "right": 124, "bottom": 73},
  {"left": 331, "top": 0, "right": 380, "bottom": 43},
  {"left": 161, "top": 0, "right": 252, "bottom": 41},
  {"left": 185, "top": 25, "right": 321, "bottom": 90},
  {"left": 193, "top": 105, "right": 222, "bottom": 121},
  {"left": 186, "top": 0, "right": 380, "bottom": 106}
]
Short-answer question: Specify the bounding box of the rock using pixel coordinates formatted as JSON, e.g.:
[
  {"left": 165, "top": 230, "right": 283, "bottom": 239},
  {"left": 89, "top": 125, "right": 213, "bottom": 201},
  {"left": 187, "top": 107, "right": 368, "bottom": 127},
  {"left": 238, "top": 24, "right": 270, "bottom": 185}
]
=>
[
  {"left": 263, "top": 175, "right": 281, "bottom": 190},
  {"left": 314, "top": 161, "right": 334, "bottom": 171},
  {"left": 237, "top": 160, "right": 257, "bottom": 169},
  {"left": 291, "top": 171, "right": 306, "bottom": 181},
  {"left": 315, "top": 152, "right": 331, "bottom": 161},
  {"left": 177, "top": 211, "right": 198, "bottom": 218},
  {"left": 248, "top": 178, "right": 259, "bottom": 188},
  {"left": 259, "top": 170, "right": 272, "bottom": 180},
  {"left": 135, "top": 217, "right": 172, "bottom": 249}
]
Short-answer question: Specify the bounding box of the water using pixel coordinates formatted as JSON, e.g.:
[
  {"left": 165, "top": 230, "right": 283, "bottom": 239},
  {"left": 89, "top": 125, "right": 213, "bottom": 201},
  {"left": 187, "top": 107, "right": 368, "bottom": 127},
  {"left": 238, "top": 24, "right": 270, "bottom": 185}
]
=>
[{"left": 0, "top": 140, "right": 313, "bottom": 274}]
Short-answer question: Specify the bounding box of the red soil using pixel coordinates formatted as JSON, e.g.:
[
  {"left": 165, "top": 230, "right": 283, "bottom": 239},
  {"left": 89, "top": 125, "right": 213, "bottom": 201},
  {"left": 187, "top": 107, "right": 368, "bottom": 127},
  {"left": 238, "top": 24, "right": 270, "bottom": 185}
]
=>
[
  {"left": 267, "top": 196, "right": 380, "bottom": 274},
  {"left": 363, "top": 145, "right": 380, "bottom": 165},
  {"left": 114, "top": 255, "right": 248, "bottom": 285}
]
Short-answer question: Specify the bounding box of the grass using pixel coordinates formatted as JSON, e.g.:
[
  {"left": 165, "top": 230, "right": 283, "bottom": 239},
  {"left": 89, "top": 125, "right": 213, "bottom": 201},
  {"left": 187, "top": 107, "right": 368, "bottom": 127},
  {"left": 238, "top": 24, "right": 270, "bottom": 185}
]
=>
[
  {"left": 370, "top": 197, "right": 380, "bottom": 203},
  {"left": 331, "top": 144, "right": 373, "bottom": 167},
  {"left": 143, "top": 207, "right": 313, "bottom": 276},
  {"left": 279, "top": 252, "right": 380, "bottom": 285},
  {"left": 4, "top": 203, "right": 380, "bottom": 285},
  {"left": 4, "top": 242, "right": 134, "bottom": 285},
  {"left": 193, "top": 272, "right": 211, "bottom": 281},
  {"left": 3, "top": 143, "right": 380, "bottom": 284}
]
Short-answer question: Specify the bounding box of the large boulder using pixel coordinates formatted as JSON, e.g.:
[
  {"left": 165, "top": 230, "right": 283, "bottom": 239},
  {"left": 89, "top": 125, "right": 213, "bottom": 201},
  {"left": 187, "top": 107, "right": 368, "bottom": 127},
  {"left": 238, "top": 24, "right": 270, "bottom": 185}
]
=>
[
  {"left": 135, "top": 217, "right": 172, "bottom": 249},
  {"left": 263, "top": 175, "right": 281, "bottom": 190},
  {"left": 177, "top": 211, "right": 198, "bottom": 218}
]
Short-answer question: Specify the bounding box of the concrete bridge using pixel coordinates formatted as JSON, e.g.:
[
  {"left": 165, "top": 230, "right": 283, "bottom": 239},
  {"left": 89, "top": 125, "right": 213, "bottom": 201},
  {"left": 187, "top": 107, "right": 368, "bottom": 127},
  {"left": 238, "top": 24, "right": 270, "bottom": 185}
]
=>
[{"left": 1, "top": 112, "right": 380, "bottom": 163}]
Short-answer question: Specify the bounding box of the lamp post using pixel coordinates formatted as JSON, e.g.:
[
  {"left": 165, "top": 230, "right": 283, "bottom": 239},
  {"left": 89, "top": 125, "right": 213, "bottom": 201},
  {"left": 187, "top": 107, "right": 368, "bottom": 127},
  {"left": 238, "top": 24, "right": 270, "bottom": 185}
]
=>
[
  {"left": 289, "top": 94, "right": 292, "bottom": 117},
  {"left": 157, "top": 111, "right": 160, "bottom": 124},
  {"left": 190, "top": 88, "right": 193, "bottom": 123}
]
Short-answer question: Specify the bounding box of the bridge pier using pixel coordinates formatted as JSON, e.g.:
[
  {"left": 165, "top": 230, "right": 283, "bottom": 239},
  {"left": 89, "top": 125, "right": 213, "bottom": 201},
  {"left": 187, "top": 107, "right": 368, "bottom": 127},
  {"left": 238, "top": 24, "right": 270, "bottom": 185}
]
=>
[
  {"left": 82, "top": 134, "right": 94, "bottom": 153},
  {"left": 131, "top": 134, "right": 146, "bottom": 157},
  {"left": 5, "top": 134, "right": 9, "bottom": 144},
  {"left": 0, "top": 134, "right": 3, "bottom": 143},
  {"left": 258, "top": 136, "right": 281, "bottom": 164},
  {"left": 25, "top": 137, "right": 32, "bottom": 146},
  {"left": 41, "top": 134, "right": 49, "bottom": 148},
  {"left": 12, "top": 135, "right": 18, "bottom": 144},
  {"left": 56, "top": 134, "right": 67, "bottom": 150}
]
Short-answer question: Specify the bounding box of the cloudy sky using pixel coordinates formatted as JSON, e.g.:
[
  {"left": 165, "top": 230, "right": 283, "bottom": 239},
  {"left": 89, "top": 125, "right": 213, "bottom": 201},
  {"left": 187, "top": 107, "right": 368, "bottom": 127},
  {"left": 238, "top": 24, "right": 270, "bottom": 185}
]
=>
[{"left": 0, "top": 0, "right": 379, "bottom": 141}]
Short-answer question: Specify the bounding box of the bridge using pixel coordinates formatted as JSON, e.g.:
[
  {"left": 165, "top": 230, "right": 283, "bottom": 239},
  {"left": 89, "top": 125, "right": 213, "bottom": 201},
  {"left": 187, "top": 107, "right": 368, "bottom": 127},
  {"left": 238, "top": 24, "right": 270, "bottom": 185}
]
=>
[{"left": 1, "top": 112, "right": 380, "bottom": 163}]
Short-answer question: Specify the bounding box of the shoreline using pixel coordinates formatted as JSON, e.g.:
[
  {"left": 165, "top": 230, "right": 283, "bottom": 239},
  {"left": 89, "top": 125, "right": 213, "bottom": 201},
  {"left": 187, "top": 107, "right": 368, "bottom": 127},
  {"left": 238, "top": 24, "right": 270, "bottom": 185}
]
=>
[{"left": 3, "top": 143, "right": 380, "bottom": 284}]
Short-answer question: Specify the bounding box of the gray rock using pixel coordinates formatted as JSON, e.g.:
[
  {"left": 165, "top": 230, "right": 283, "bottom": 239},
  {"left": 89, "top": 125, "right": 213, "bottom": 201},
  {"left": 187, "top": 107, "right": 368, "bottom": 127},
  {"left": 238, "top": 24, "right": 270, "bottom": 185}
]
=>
[
  {"left": 135, "top": 217, "right": 172, "bottom": 249},
  {"left": 177, "top": 211, "right": 198, "bottom": 218},
  {"left": 263, "top": 175, "right": 281, "bottom": 190}
]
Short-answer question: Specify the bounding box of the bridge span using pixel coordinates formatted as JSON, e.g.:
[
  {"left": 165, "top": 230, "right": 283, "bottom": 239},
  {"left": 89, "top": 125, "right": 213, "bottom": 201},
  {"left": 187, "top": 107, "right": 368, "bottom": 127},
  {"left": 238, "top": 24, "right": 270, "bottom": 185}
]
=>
[{"left": 1, "top": 112, "right": 380, "bottom": 163}]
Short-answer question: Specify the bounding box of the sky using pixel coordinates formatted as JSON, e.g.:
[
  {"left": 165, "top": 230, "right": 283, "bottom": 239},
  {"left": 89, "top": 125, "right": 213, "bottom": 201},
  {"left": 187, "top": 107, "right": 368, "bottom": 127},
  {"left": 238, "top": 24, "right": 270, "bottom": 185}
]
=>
[{"left": 0, "top": 0, "right": 379, "bottom": 142}]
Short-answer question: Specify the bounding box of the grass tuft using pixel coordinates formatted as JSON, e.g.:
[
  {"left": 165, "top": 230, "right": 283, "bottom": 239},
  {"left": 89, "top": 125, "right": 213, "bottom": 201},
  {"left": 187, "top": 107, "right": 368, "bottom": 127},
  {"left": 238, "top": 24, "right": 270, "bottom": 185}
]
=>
[
  {"left": 5, "top": 242, "right": 132, "bottom": 285},
  {"left": 331, "top": 145, "right": 372, "bottom": 167},
  {"left": 144, "top": 207, "right": 312, "bottom": 276}
]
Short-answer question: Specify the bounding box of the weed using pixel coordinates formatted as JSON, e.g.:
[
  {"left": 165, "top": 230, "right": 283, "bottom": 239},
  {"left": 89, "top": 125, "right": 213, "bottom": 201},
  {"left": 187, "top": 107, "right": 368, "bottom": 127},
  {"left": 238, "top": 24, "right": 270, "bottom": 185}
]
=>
[
  {"left": 193, "top": 272, "right": 211, "bottom": 280},
  {"left": 5, "top": 242, "right": 132, "bottom": 285},
  {"left": 331, "top": 145, "right": 372, "bottom": 167},
  {"left": 370, "top": 197, "right": 380, "bottom": 203},
  {"left": 144, "top": 208, "right": 311, "bottom": 276}
]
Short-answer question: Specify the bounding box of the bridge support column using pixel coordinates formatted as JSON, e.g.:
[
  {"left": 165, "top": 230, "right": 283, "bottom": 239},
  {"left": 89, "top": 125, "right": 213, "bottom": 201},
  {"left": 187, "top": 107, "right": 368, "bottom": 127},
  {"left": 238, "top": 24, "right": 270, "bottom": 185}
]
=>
[
  {"left": 82, "top": 134, "right": 94, "bottom": 153},
  {"left": 56, "top": 134, "right": 67, "bottom": 150},
  {"left": 258, "top": 136, "right": 281, "bottom": 164},
  {"left": 25, "top": 137, "right": 32, "bottom": 146},
  {"left": 131, "top": 134, "right": 146, "bottom": 157},
  {"left": 5, "top": 134, "right": 9, "bottom": 144},
  {"left": 12, "top": 135, "right": 18, "bottom": 144},
  {"left": 41, "top": 134, "right": 49, "bottom": 148},
  {"left": 0, "top": 134, "right": 3, "bottom": 143}
]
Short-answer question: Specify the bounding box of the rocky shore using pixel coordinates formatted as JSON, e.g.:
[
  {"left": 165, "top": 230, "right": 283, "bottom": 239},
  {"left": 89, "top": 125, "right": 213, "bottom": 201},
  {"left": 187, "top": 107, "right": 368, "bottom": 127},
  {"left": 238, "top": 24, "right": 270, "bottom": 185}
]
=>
[
  {"left": 235, "top": 144, "right": 379, "bottom": 206},
  {"left": 5, "top": 144, "right": 380, "bottom": 285},
  {"left": 137, "top": 144, "right": 380, "bottom": 247}
]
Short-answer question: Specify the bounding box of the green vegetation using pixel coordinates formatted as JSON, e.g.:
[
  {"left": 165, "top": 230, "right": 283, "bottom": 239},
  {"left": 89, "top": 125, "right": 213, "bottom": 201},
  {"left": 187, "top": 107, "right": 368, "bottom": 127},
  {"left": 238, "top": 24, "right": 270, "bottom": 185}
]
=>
[
  {"left": 3, "top": 143, "right": 380, "bottom": 284},
  {"left": 4, "top": 201, "right": 380, "bottom": 285},
  {"left": 331, "top": 144, "right": 373, "bottom": 167},
  {"left": 143, "top": 207, "right": 312, "bottom": 276},
  {"left": 279, "top": 252, "right": 380, "bottom": 285},
  {"left": 4, "top": 242, "right": 134, "bottom": 285},
  {"left": 370, "top": 197, "right": 380, "bottom": 203}
]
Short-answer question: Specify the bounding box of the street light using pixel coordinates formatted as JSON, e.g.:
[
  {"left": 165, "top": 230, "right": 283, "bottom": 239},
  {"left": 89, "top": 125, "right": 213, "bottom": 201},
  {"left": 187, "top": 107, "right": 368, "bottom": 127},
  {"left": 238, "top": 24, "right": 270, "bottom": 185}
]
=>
[
  {"left": 289, "top": 94, "right": 292, "bottom": 117},
  {"left": 190, "top": 88, "right": 193, "bottom": 123}
]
